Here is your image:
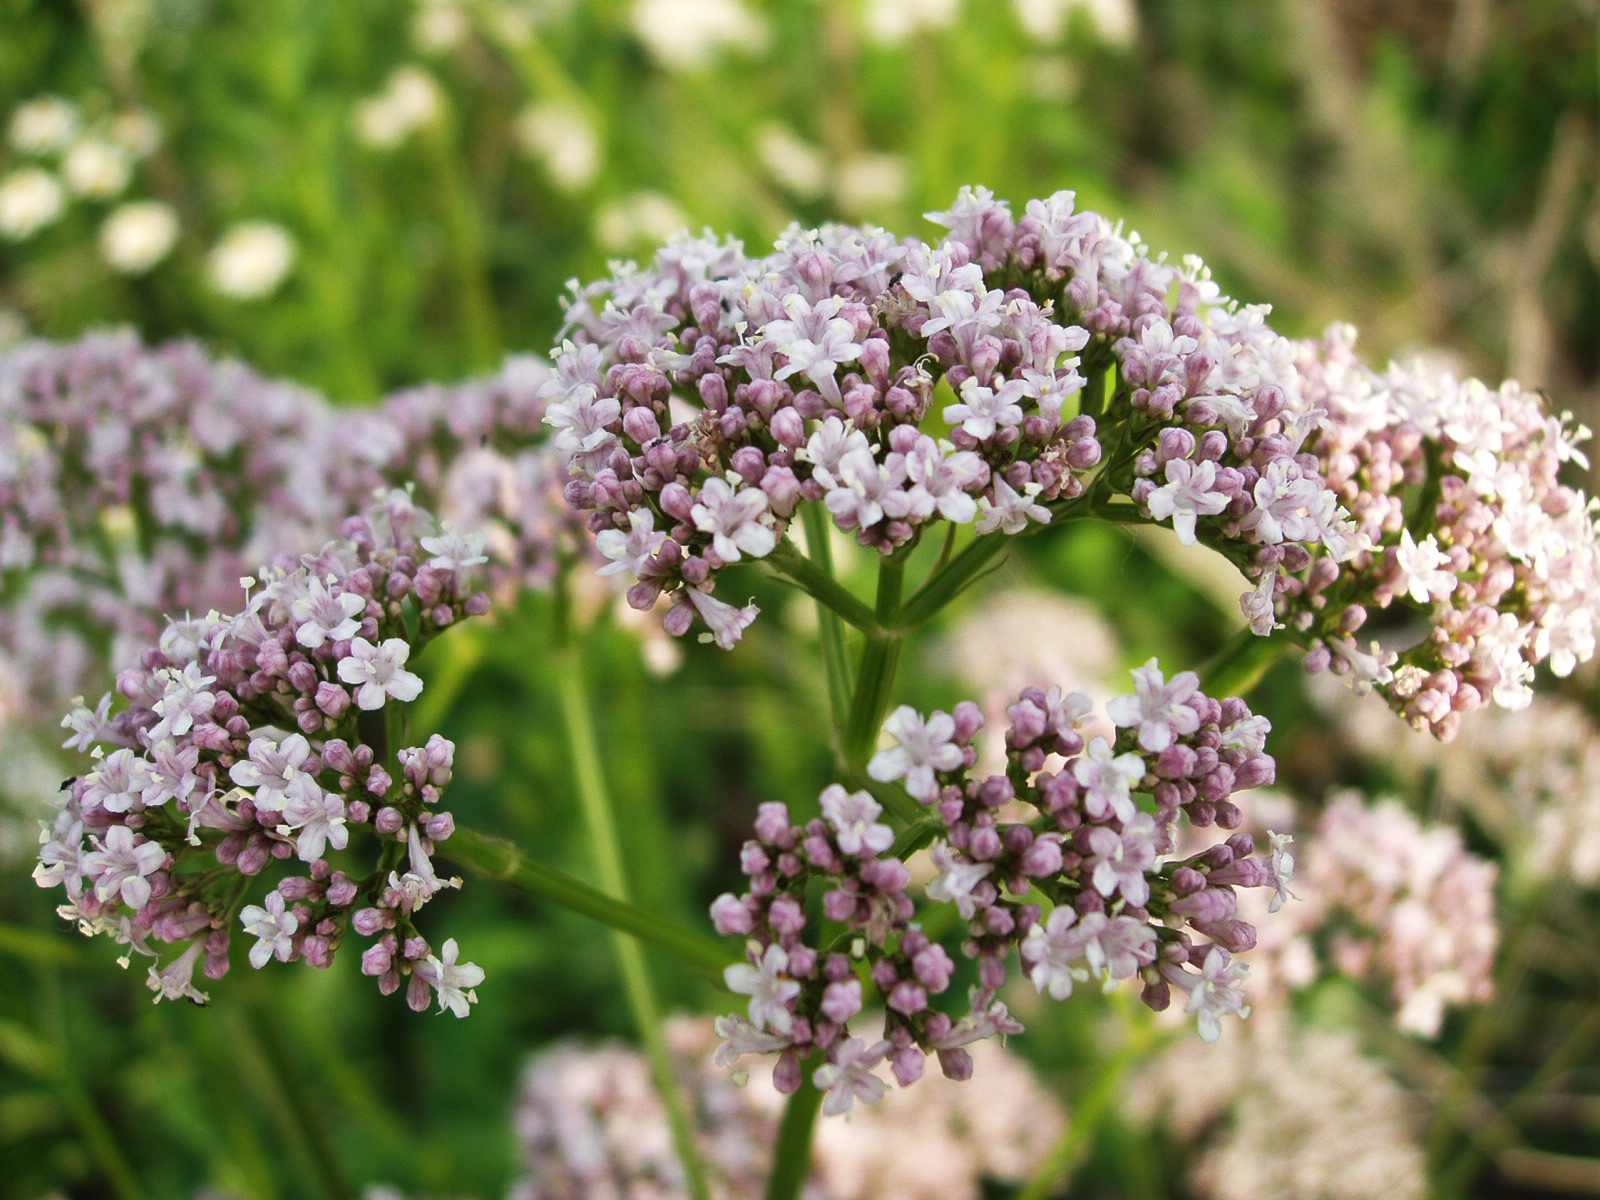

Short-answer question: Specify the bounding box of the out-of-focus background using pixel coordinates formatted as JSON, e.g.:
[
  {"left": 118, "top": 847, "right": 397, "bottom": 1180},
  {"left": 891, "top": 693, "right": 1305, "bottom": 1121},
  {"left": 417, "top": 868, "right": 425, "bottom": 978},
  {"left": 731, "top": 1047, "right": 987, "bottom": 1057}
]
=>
[{"left": 2, "top": 2, "right": 1599, "bottom": 1198}]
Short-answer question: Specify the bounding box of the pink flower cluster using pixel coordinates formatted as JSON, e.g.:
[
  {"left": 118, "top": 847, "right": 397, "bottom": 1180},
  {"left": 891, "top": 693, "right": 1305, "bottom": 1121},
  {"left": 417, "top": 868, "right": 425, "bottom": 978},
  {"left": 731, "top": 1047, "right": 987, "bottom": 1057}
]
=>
[
  {"left": 34, "top": 492, "right": 489, "bottom": 1015},
  {"left": 710, "top": 660, "right": 1290, "bottom": 1115},
  {"left": 546, "top": 186, "right": 1356, "bottom": 650},
  {"left": 1280, "top": 326, "right": 1599, "bottom": 736},
  {"left": 1290, "top": 791, "right": 1497, "bottom": 1037},
  {"left": 0, "top": 333, "right": 580, "bottom": 719}
]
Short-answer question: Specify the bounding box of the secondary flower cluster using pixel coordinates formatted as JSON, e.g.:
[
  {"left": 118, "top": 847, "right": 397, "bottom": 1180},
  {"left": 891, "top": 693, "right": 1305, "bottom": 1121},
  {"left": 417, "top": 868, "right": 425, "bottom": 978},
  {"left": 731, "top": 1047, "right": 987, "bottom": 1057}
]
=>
[
  {"left": 547, "top": 186, "right": 1353, "bottom": 651},
  {"left": 1280, "top": 326, "right": 1599, "bottom": 736},
  {"left": 710, "top": 660, "right": 1290, "bottom": 1116},
  {"left": 34, "top": 492, "right": 488, "bottom": 1015},
  {"left": 0, "top": 333, "right": 583, "bottom": 722},
  {"left": 342, "top": 354, "right": 589, "bottom": 597},
  {"left": 0, "top": 332, "right": 349, "bottom": 708},
  {"left": 1285, "top": 791, "right": 1497, "bottom": 1038},
  {"left": 511, "top": 1017, "right": 1065, "bottom": 1200}
]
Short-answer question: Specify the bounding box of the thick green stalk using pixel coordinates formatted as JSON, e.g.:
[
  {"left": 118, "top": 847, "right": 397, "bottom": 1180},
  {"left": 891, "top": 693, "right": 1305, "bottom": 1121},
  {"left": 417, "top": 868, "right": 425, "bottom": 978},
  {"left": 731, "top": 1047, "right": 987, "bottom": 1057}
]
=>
[
  {"left": 555, "top": 652, "right": 713, "bottom": 1200},
  {"left": 765, "top": 1067, "right": 824, "bottom": 1200},
  {"left": 1016, "top": 1010, "right": 1157, "bottom": 1200},
  {"left": 443, "top": 827, "right": 730, "bottom": 976}
]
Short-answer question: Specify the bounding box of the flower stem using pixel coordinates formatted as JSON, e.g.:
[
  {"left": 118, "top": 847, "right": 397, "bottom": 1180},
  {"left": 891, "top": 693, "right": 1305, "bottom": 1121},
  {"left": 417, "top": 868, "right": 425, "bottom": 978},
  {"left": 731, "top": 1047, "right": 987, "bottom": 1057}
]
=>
[
  {"left": 443, "top": 827, "right": 730, "bottom": 975},
  {"left": 1198, "top": 627, "right": 1287, "bottom": 698},
  {"left": 799, "top": 505, "right": 856, "bottom": 733},
  {"left": 896, "top": 532, "right": 1008, "bottom": 628},
  {"left": 842, "top": 555, "right": 905, "bottom": 769},
  {"left": 765, "top": 1065, "right": 824, "bottom": 1200},
  {"left": 554, "top": 649, "right": 713, "bottom": 1200},
  {"left": 768, "top": 528, "right": 881, "bottom": 633}
]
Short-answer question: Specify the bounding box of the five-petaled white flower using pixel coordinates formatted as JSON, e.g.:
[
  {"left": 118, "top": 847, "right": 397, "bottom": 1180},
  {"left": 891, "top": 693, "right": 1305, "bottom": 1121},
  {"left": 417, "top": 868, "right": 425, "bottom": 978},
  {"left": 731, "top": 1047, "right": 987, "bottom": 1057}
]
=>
[
  {"left": 290, "top": 575, "right": 366, "bottom": 648},
  {"left": 338, "top": 637, "right": 424, "bottom": 709},
  {"left": 814, "top": 1036, "right": 891, "bottom": 1117},
  {"left": 1071, "top": 737, "right": 1144, "bottom": 823},
  {"left": 691, "top": 476, "right": 776, "bottom": 562},
  {"left": 1106, "top": 658, "right": 1203, "bottom": 753},
  {"left": 414, "top": 938, "right": 485, "bottom": 1017},
  {"left": 867, "top": 706, "right": 964, "bottom": 802},
  {"left": 240, "top": 890, "right": 299, "bottom": 969},
  {"left": 724, "top": 943, "right": 801, "bottom": 1035},
  {"left": 1144, "top": 457, "right": 1229, "bottom": 545},
  {"left": 596, "top": 508, "right": 666, "bottom": 578},
  {"left": 83, "top": 824, "right": 166, "bottom": 910},
  {"left": 819, "top": 785, "right": 894, "bottom": 857}
]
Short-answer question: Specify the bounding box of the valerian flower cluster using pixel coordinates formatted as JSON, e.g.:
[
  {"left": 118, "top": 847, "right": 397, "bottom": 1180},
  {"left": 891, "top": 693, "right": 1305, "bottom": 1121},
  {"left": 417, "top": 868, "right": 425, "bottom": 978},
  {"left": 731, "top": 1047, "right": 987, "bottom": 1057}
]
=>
[
  {"left": 0, "top": 332, "right": 581, "bottom": 718},
  {"left": 34, "top": 492, "right": 488, "bottom": 1015},
  {"left": 710, "top": 661, "right": 1291, "bottom": 1116},
  {"left": 1283, "top": 327, "right": 1598, "bottom": 736},
  {"left": 545, "top": 186, "right": 1350, "bottom": 651}
]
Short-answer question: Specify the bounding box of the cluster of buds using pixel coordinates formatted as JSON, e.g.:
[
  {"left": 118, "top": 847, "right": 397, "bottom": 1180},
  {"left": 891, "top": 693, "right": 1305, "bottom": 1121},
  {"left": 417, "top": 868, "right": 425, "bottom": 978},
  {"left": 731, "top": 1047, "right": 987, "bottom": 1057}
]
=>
[
  {"left": 1279, "top": 326, "right": 1599, "bottom": 736},
  {"left": 711, "top": 660, "right": 1291, "bottom": 1116},
  {"left": 34, "top": 492, "right": 489, "bottom": 1015}
]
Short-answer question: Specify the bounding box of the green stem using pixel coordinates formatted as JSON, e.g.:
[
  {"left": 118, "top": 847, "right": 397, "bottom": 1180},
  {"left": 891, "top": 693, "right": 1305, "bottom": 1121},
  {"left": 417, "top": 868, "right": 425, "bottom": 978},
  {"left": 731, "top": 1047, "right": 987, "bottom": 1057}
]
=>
[
  {"left": 1198, "top": 627, "right": 1289, "bottom": 698},
  {"left": 555, "top": 650, "right": 713, "bottom": 1200},
  {"left": 765, "top": 1066, "right": 824, "bottom": 1200},
  {"left": 842, "top": 555, "right": 905, "bottom": 768},
  {"left": 442, "top": 827, "right": 731, "bottom": 975},
  {"left": 243, "top": 1004, "right": 354, "bottom": 1200},
  {"left": 1016, "top": 1014, "right": 1156, "bottom": 1200},
  {"left": 799, "top": 506, "right": 855, "bottom": 734},
  {"left": 422, "top": 113, "right": 501, "bottom": 370},
  {"left": 1426, "top": 882, "right": 1553, "bottom": 1174},
  {"left": 768, "top": 530, "right": 881, "bottom": 633},
  {"left": 897, "top": 532, "right": 1008, "bottom": 628}
]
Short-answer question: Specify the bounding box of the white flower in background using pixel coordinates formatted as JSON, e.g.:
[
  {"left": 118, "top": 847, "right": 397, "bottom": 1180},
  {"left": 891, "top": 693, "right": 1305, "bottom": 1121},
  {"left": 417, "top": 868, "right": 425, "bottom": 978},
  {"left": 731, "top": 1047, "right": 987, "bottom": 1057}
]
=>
[
  {"left": 62, "top": 136, "right": 132, "bottom": 198},
  {"left": 99, "top": 200, "right": 178, "bottom": 273},
  {"left": 863, "top": 0, "right": 961, "bottom": 44},
  {"left": 206, "top": 221, "right": 295, "bottom": 298},
  {"left": 354, "top": 65, "right": 444, "bottom": 149},
  {"left": 0, "top": 168, "right": 65, "bottom": 240},
  {"left": 835, "top": 152, "right": 907, "bottom": 217},
  {"left": 107, "top": 109, "right": 163, "bottom": 159},
  {"left": 595, "top": 190, "right": 687, "bottom": 251},
  {"left": 1013, "top": 0, "right": 1137, "bottom": 45},
  {"left": 8, "top": 96, "right": 78, "bottom": 154},
  {"left": 630, "top": 0, "right": 768, "bottom": 71},
  {"left": 755, "top": 122, "right": 826, "bottom": 199},
  {"left": 412, "top": 0, "right": 471, "bottom": 52},
  {"left": 514, "top": 100, "right": 600, "bottom": 192}
]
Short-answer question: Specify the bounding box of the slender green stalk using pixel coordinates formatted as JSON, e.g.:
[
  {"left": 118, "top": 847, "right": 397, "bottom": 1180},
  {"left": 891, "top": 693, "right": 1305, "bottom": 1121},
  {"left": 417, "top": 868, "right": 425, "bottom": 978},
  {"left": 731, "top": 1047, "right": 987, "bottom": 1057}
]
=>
[
  {"left": 799, "top": 506, "right": 856, "bottom": 733},
  {"left": 33, "top": 966, "right": 147, "bottom": 1200},
  {"left": 768, "top": 531, "right": 882, "bottom": 633},
  {"left": 842, "top": 555, "right": 905, "bottom": 768},
  {"left": 1426, "top": 882, "right": 1553, "bottom": 1174},
  {"left": 1199, "top": 627, "right": 1289, "bottom": 698},
  {"left": 555, "top": 651, "right": 713, "bottom": 1200},
  {"left": 241, "top": 1004, "right": 354, "bottom": 1200},
  {"left": 443, "top": 827, "right": 731, "bottom": 975},
  {"left": 897, "top": 532, "right": 1008, "bottom": 627},
  {"left": 765, "top": 1067, "right": 824, "bottom": 1200},
  {"left": 422, "top": 113, "right": 501, "bottom": 370},
  {"left": 1016, "top": 1011, "right": 1157, "bottom": 1200}
]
